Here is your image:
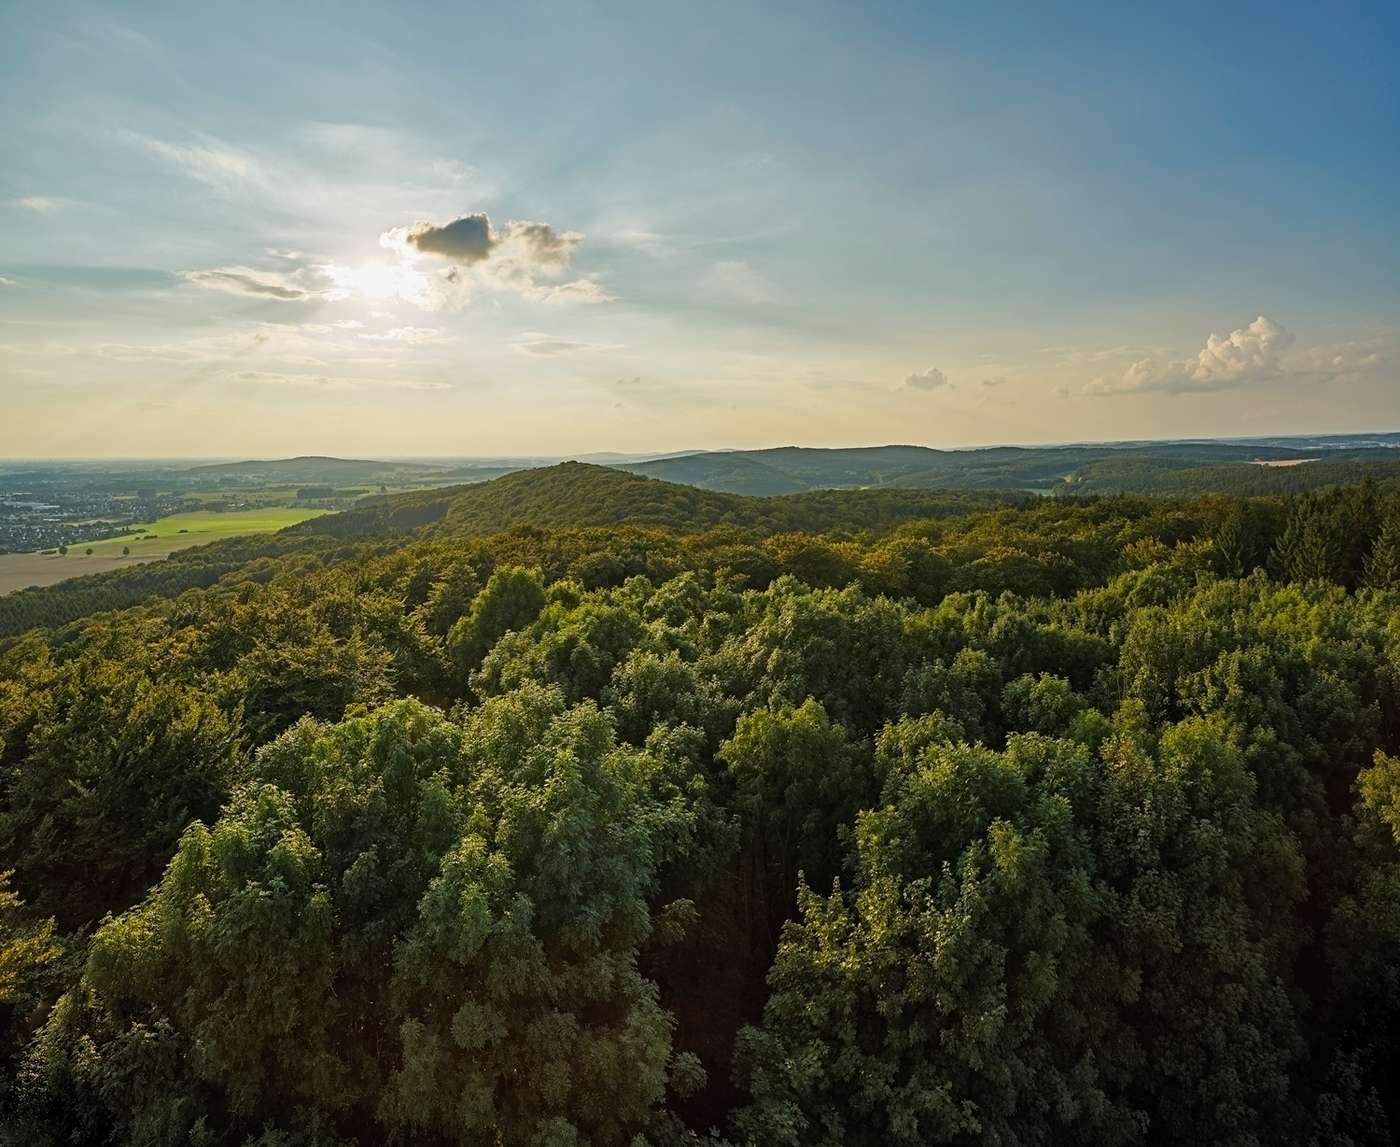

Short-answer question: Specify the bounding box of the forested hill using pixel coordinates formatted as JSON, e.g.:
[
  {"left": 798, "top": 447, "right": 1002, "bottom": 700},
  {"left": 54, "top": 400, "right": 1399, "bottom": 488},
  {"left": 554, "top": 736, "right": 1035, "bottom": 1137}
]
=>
[
  {"left": 617, "top": 441, "right": 1400, "bottom": 497},
  {"left": 288, "top": 461, "right": 1028, "bottom": 540},
  {"left": 0, "top": 464, "right": 1021, "bottom": 637}
]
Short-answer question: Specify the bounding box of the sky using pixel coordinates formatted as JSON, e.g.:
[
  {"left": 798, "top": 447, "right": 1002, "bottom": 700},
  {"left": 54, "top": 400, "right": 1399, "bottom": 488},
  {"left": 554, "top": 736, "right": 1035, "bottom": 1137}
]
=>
[{"left": 1, "top": 0, "right": 1397, "bottom": 458}]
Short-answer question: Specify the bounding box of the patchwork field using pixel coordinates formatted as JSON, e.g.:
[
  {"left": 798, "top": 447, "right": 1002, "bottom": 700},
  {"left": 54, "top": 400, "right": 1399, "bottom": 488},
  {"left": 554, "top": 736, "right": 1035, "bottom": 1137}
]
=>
[{"left": 0, "top": 507, "right": 331, "bottom": 594}]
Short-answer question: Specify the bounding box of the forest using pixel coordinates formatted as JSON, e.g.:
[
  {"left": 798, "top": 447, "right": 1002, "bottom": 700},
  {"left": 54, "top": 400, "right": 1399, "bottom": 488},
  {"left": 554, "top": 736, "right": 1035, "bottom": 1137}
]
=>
[
  {"left": 618, "top": 440, "right": 1400, "bottom": 498},
  {"left": 3, "top": 462, "right": 1400, "bottom": 1144}
]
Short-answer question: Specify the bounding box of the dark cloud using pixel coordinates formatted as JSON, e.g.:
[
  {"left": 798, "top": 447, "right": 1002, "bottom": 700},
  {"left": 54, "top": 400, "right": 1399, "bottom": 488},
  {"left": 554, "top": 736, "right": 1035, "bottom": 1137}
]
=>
[
  {"left": 375, "top": 213, "right": 607, "bottom": 307},
  {"left": 382, "top": 214, "right": 582, "bottom": 271},
  {"left": 398, "top": 213, "right": 496, "bottom": 263}
]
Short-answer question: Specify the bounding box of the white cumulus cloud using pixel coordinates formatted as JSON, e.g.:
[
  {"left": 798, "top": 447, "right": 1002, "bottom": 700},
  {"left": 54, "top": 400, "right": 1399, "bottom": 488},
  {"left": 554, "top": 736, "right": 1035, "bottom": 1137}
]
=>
[{"left": 1088, "top": 315, "right": 1296, "bottom": 395}]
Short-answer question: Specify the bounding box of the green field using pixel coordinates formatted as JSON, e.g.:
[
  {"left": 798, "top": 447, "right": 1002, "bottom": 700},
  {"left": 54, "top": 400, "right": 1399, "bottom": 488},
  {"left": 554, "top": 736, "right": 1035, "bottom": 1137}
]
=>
[
  {"left": 0, "top": 508, "right": 332, "bottom": 595},
  {"left": 76, "top": 507, "right": 331, "bottom": 557}
]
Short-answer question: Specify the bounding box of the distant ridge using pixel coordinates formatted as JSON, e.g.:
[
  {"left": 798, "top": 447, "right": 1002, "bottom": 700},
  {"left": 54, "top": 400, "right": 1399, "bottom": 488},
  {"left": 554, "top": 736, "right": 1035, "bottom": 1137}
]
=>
[
  {"left": 162, "top": 431, "right": 1400, "bottom": 500},
  {"left": 182, "top": 456, "right": 450, "bottom": 479},
  {"left": 611, "top": 438, "right": 1400, "bottom": 497},
  {"left": 288, "top": 461, "right": 1025, "bottom": 540}
]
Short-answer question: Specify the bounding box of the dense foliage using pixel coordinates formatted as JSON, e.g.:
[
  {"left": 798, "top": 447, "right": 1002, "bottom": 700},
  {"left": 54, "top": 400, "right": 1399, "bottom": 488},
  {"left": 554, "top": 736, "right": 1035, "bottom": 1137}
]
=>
[{"left": 5, "top": 464, "right": 1400, "bottom": 1143}]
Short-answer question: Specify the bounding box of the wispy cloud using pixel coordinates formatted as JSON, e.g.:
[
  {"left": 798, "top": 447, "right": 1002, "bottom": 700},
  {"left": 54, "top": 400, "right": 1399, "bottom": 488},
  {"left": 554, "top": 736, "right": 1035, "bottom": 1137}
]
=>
[
  {"left": 538, "top": 278, "right": 614, "bottom": 306},
  {"left": 183, "top": 267, "right": 319, "bottom": 301},
  {"left": 229, "top": 369, "right": 450, "bottom": 391},
  {"left": 131, "top": 133, "right": 264, "bottom": 190},
  {"left": 358, "top": 326, "right": 449, "bottom": 344},
  {"left": 514, "top": 337, "right": 623, "bottom": 357}
]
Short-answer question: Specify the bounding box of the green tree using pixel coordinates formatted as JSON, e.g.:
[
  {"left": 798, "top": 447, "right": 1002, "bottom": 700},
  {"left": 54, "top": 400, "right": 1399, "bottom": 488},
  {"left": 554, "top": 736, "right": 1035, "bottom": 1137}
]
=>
[
  {"left": 737, "top": 721, "right": 1306, "bottom": 1146},
  {"left": 1213, "top": 504, "right": 1257, "bottom": 577},
  {"left": 718, "top": 699, "right": 871, "bottom": 944},
  {"left": 446, "top": 566, "right": 546, "bottom": 683},
  {"left": 20, "top": 692, "right": 706, "bottom": 1145},
  {"left": 1364, "top": 506, "right": 1400, "bottom": 590},
  {"left": 0, "top": 661, "right": 243, "bottom": 928}
]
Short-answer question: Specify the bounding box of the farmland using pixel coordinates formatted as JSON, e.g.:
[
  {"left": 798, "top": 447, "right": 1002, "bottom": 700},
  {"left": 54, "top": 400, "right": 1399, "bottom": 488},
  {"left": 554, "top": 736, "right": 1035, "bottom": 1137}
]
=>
[
  {"left": 0, "top": 507, "right": 329, "bottom": 593},
  {"left": 75, "top": 507, "right": 330, "bottom": 557}
]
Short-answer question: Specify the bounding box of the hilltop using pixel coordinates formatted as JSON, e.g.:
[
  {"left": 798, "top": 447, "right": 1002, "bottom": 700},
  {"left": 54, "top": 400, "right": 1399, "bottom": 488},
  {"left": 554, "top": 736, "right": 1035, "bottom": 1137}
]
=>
[{"left": 289, "top": 461, "right": 1027, "bottom": 540}]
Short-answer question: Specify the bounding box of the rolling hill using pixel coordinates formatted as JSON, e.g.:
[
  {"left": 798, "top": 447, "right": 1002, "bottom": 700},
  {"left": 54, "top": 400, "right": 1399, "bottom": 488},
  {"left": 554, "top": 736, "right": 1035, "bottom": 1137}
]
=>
[
  {"left": 289, "top": 461, "right": 1028, "bottom": 540},
  {"left": 616, "top": 441, "right": 1400, "bottom": 497}
]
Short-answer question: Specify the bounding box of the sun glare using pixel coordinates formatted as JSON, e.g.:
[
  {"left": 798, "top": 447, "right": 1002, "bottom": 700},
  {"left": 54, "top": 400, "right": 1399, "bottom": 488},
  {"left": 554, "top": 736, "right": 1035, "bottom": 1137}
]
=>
[{"left": 322, "top": 260, "right": 428, "bottom": 304}]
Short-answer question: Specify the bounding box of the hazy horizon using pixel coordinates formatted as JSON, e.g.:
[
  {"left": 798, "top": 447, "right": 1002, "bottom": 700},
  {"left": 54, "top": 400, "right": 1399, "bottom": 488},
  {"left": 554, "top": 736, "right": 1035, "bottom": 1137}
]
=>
[
  {"left": 7, "top": 426, "right": 1400, "bottom": 466},
  {"left": 3, "top": 1, "right": 1397, "bottom": 457}
]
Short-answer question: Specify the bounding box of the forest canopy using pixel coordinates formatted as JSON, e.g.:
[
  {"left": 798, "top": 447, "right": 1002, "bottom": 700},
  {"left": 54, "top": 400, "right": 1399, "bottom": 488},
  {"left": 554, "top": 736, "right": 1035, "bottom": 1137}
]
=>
[{"left": 3, "top": 463, "right": 1400, "bottom": 1144}]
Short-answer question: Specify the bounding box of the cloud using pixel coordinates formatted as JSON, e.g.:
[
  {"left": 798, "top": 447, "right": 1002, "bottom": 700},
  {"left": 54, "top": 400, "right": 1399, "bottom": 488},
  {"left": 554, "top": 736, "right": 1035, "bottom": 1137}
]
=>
[
  {"left": 1088, "top": 315, "right": 1296, "bottom": 395},
  {"left": 96, "top": 341, "right": 214, "bottom": 362},
  {"left": 377, "top": 212, "right": 604, "bottom": 309},
  {"left": 703, "top": 259, "right": 780, "bottom": 305},
  {"left": 981, "top": 375, "right": 1009, "bottom": 388},
  {"left": 386, "top": 214, "right": 496, "bottom": 263},
  {"left": 539, "top": 279, "right": 615, "bottom": 305},
  {"left": 432, "top": 158, "right": 474, "bottom": 186},
  {"left": 11, "top": 196, "right": 58, "bottom": 213},
  {"left": 183, "top": 267, "right": 317, "bottom": 301},
  {"left": 904, "top": 365, "right": 949, "bottom": 391},
  {"left": 0, "top": 341, "right": 82, "bottom": 358},
  {"left": 515, "top": 337, "right": 622, "bottom": 357},
  {"left": 186, "top": 211, "right": 607, "bottom": 318},
  {"left": 0, "top": 276, "right": 15, "bottom": 286},
  {"left": 502, "top": 221, "right": 580, "bottom": 269},
  {"left": 383, "top": 214, "right": 583, "bottom": 270},
  {"left": 358, "top": 326, "right": 448, "bottom": 344},
  {"left": 802, "top": 375, "right": 876, "bottom": 393},
  {"left": 133, "top": 134, "right": 262, "bottom": 189},
  {"left": 229, "top": 370, "right": 450, "bottom": 391},
  {"left": 614, "top": 229, "right": 669, "bottom": 256},
  {"left": 1289, "top": 340, "right": 1384, "bottom": 380}
]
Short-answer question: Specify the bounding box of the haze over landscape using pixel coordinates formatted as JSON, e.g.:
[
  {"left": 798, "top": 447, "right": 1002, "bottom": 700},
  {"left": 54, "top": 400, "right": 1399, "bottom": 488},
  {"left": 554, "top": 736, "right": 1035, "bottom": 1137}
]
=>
[{"left": 2, "top": 1, "right": 1396, "bottom": 458}]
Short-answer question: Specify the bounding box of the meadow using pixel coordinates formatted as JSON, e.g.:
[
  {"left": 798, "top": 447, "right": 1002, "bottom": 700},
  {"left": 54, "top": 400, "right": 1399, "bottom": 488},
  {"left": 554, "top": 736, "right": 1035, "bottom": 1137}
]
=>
[
  {"left": 75, "top": 507, "right": 330, "bottom": 556},
  {"left": 0, "top": 507, "right": 329, "bottom": 593}
]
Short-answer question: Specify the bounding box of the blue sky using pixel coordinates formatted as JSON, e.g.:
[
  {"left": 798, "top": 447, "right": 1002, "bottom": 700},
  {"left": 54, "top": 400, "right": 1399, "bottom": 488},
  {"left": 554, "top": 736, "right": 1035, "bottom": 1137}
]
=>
[{"left": 1, "top": 0, "right": 1396, "bottom": 457}]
